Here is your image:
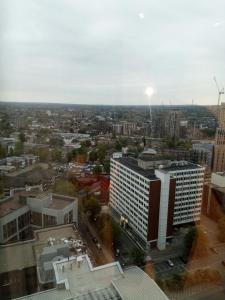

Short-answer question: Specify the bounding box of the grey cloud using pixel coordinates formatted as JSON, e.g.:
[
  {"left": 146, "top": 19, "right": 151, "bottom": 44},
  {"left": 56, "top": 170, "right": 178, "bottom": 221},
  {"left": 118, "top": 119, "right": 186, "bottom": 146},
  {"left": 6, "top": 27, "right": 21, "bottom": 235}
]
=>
[{"left": 0, "top": 0, "right": 225, "bottom": 105}]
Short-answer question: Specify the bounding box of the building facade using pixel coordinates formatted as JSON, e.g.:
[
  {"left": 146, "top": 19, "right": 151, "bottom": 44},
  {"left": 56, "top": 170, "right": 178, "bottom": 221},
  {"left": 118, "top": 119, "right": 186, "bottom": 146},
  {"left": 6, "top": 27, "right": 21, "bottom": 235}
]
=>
[
  {"left": 213, "top": 128, "right": 225, "bottom": 172},
  {"left": 0, "top": 191, "right": 78, "bottom": 244},
  {"left": 110, "top": 156, "right": 204, "bottom": 250}
]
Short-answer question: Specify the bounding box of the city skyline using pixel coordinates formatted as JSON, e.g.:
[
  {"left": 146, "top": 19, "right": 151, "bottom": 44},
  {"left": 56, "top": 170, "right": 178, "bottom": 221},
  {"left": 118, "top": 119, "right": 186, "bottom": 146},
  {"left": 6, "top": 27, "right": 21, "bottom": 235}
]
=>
[{"left": 1, "top": 0, "right": 225, "bottom": 105}]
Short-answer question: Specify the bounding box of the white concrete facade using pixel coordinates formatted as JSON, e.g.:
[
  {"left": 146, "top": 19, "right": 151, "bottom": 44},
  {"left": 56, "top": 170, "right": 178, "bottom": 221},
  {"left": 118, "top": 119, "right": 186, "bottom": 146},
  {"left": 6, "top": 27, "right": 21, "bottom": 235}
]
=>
[
  {"left": 167, "top": 166, "right": 204, "bottom": 225},
  {"left": 155, "top": 170, "right": 170, "bottom": 250},
  {"left": 110, "top": 158, "right": 150, "bottom": 243}
]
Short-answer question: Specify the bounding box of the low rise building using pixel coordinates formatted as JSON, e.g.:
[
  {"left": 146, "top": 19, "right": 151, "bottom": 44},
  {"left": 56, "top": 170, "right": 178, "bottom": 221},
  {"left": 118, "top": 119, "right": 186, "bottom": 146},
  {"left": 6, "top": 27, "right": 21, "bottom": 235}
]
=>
[
  {"left": 0, "top": 190, "right": 78, "bottom": 244},
  {"left": 15, "top": 254, "right": 169, "bottom": 300}
]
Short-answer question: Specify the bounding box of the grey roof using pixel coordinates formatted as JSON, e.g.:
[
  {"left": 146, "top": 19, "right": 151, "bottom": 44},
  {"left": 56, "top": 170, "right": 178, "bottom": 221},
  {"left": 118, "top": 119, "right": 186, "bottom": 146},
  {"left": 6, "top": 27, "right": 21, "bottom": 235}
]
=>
[
  {"left": 113, "top": 267, "right": 169, "bottom": 300},
  {"left": 115, "top": 157, "right": 157, "bottom": 180},
  {"left": 73, "top": 286, "right": 121, "bottom": 300},
  {"left": 162, "top": 162, "right": 203, "bottom": 172}
]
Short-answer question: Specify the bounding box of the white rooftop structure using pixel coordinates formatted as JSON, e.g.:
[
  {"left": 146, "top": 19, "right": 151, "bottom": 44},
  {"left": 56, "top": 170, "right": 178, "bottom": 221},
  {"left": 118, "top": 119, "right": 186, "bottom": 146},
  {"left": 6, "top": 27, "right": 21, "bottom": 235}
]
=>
[{"left": 15, "top": 255, "right": 169, "bottom": 300}]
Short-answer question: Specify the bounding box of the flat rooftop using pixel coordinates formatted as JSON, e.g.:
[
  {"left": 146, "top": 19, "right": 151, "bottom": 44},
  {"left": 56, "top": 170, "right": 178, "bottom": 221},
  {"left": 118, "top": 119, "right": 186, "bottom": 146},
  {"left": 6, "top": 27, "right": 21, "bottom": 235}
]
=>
[
  {"left": 114, "top": 157, "right": 202, "bottom": 178},
  {"left": 15, "top": 256, "right": 169, "bottom": 300},
  {"left": 0, "top": 225, "right": 81, "bottom": 274},
  {"left": 0, "top": 191, "right": 75, "bottom": 218},
  {"left": 114, "top": 157, "right": 157, "bottom": 180},
  {"left": 162, "top": 162, "right": 203, "bottom": 172},
  {"left": 50, "top": 194, "right": 75, "bottom": 210},
  {"left": 0, "top": 196, "right": 27, "bottom": 218}
]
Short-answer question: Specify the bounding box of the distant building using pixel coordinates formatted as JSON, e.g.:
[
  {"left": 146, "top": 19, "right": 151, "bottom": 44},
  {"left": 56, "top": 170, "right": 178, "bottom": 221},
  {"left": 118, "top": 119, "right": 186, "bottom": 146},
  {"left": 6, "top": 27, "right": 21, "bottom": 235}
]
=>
[
  {"left": 213, "top": 128, "right": 225, "bottom": 172},
  {"left": 192, "top": 142, "right": 214, "bottom": 169},
  {"left": 0, "top": 190, "right": 78, "bottom": 244},
  {"left": 165, "top": 110, "right": 181, "bottom": 138},
  {"left": 219, "top": 102, "right": 225, "bottom": 130},
  {"left": 110, "top": 155, "right": 204, "bottom": 250}
]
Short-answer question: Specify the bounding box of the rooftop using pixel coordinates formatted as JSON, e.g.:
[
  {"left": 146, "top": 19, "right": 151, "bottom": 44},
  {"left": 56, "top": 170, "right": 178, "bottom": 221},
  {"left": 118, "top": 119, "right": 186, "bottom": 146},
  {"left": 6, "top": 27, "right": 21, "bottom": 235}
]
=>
[
  {"left": 0, "top": 195, "right": 27, "bottom": 218},
  {"left": 162, "top": 161, "right": 203, "bottom": 172},
  {"left": 15, "top": 255, "right": 169, "bottom": 300},
  {"left": 50, "top": 194, "right": 75, "bottom": 210},
  {"left": 114, "top": 157, "right": 203, "bottom": 178},
  {"left": 0, "top": 225, "right": 81, "bottom": 274},
  {"left": 0, "top": 191, "right": 76, "bottom": 218},
  {"left": 114, "top": 157, "right": 157, "bottom": 180}
]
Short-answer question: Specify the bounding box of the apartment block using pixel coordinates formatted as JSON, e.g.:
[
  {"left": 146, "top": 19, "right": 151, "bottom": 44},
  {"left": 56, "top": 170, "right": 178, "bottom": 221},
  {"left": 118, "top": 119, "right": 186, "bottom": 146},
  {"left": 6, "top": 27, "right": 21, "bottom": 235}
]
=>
[{"left": 110, "top": 156, "right": 204, "bottom": 250}]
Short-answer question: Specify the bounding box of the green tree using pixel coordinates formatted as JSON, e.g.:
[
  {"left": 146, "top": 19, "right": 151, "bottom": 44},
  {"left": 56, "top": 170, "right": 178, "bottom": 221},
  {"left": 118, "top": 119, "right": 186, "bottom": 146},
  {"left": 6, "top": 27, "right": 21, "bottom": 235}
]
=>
[
  {"left": 130, "top": 248, "right": 145, "bottom": 266},
  {"left": 51, "top": 149, "right": 62, "bottom": 162},
  {"left": 49, "top": 137, "right": 64, "bottom": 147},
  {"left": 184, "top": 226, "right": 208, "bottom": 258},
  {"left": 93, "top": 164, "right": 102, "bottom": 175},
  {"left": 89, "top": 150, "right": 98, "bottom": 163},
  {"left": 97, "top": 145, "right": 106, "bottom": 163},
  {"left": 34, "top": 147, "right": 50, "bottom": 162},
  {"left": 83, "top": 197, "right": 101, "bottom": 220},
  {"left": 53, "top": 179, "right": 77, "bottom": 197},
  {"left": 14, "top": 141, "right": 24, "bottom": 156},
  {"left": 0, "top": 144, "right": 7, "bottom": 158},
  {"left": 103, "top": 160, "right": 110, "bottom": 173},
  {"left": 19, "top": 132, "right": 26, "bottom": 143}
]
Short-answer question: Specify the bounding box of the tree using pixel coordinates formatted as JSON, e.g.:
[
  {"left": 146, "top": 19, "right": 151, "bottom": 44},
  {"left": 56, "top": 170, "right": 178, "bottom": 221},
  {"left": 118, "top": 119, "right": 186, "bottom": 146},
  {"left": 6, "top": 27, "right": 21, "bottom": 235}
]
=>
[
  {"left": 14, "top": 141, "right": 24, "bottom": 156},
  {"left": 89, "top": 150, "right": 98, "bottom": 163},
  {"left": 19, "top": 132, "right": 26, "bottom": 143},
  {"left": 0, "top": 144, "right": 7, "bottom": 158},
  {"left": 51, "top": 149, "right": 62, "bottom": 162},
  {"left": 49, "top": 137, "right": 64, "bottom": 147},
  {"left": 93, "top": 165, "right": 102, "bottom": 175},
  {"left": 184, "top": 226, "right": 208, "bottom": 258},
  {"left": 130, "top": 248, "right": 145, "bottom": 266},
  {"left": 53, "top": 179, "right": 77, "bottom": 197},
  {"left": 83, "top": 197, "right": 101, "bottom": 220},
  {"left": 97, "top": 145, "right": 106, "bottom": 163},
  {"left": 103, "top": 160, "right": 110, "bottom": 173},
  {"left": 34, "top": 148, "right": 50, "bottom": 162}
]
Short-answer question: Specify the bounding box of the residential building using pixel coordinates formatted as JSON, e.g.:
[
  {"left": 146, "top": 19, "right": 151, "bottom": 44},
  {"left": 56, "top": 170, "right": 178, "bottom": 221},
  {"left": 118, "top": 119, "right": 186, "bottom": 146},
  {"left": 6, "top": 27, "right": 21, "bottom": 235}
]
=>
[
  {"left": 110, "top": 155, "right": 204, "bottom": 250},
  {"left": 0, "top": 189, "right": 78, "bottom": 244}
]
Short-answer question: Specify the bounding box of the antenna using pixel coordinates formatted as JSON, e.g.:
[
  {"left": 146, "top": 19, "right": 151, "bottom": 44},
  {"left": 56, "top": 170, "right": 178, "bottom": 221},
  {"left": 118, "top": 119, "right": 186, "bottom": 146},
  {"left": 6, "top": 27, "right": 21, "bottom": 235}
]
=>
[{"left": 213, "top": 76, "right": 224, "bottom": 120}]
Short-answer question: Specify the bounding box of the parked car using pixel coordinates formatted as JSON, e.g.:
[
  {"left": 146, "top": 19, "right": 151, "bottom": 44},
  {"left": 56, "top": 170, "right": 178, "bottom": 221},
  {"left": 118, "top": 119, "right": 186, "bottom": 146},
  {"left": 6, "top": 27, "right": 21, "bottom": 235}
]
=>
[{"left": 167, "top": 259, "right": 174, "bottom": 267}]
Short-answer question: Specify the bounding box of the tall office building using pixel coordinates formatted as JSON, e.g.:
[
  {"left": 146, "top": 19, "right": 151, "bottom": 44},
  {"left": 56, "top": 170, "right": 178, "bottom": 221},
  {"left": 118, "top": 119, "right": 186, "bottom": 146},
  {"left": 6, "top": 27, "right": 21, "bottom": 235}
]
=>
[{"left": 110, "top": 155, "right": 204, "bottom": 250}]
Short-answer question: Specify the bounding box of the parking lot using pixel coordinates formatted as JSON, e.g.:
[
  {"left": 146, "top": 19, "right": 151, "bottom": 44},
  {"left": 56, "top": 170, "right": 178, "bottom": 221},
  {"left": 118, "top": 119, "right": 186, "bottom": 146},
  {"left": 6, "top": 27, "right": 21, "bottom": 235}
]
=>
[{"left": 153, "top": 257, "right": 186, "bottom": 279}]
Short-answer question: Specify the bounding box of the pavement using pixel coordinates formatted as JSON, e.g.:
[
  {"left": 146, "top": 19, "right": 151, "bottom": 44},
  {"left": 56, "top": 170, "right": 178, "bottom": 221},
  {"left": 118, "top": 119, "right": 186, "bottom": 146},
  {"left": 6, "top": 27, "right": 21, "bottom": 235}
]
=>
[{"left": 153, "top": 257, "right": 186, "bottom": 279}]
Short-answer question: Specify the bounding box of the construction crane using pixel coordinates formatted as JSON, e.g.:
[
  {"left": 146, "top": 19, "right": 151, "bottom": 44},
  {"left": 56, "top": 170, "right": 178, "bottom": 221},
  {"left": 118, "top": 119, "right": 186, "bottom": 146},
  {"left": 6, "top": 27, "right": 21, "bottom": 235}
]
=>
[{"left": 213, "top": 76, "right": 224, "bottom": 120}]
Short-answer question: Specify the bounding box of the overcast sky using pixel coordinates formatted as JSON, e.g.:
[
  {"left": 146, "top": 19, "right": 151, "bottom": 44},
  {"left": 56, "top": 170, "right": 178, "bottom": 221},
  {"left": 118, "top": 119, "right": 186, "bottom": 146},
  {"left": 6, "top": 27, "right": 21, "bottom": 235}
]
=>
[{"left": 0, "top": 0, "right": 225, "bottom": 105}]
